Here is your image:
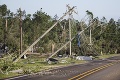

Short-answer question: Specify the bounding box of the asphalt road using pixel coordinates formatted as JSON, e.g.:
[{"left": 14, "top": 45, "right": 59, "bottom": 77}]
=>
[
  {"left": 7, "top": 55, "right": 120, "bottom": 80},
  {"left": 81, "top": 63, "right": 120, "bottom": 80}
]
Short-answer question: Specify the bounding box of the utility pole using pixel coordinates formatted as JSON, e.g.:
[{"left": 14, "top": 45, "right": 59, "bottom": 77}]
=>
[
  {"left": 5, "top": 17, "right": 8, "bottom": 31},
  {"left": 89, "top": 25, "right": 92, "bottom": 45},
  {"left": 19, "top": 8, "right": 26, "bottom": 58},
  {"left": 3, "top": 14, "right": 11, "bottom": 53},
  {"left": 69, "top": 13, "right": 72, "bottom": 56},
  {"left": 67, "top": 4, "right": 77, "bottom": 56},
  {"left": 19, "top": 8, "right": 23, "bottom": 55},
  {"left": 20, "top": 10, "right": 22, "bottom": 55},
  {"left": 4, "top": 17, "right": 8, "bottom": 53},
  {"left": 100, "top": 24, "right": 103, "bottom": 55}
]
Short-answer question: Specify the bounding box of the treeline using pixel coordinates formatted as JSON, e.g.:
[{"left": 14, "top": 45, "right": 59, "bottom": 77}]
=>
[{"left": 0, "top": 4, "right": 120, "bottom": 56}]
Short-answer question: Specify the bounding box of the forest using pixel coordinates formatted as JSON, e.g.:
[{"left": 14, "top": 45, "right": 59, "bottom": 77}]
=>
[{"left": 0, "top": 4, "right": 120, "bottom": 58}]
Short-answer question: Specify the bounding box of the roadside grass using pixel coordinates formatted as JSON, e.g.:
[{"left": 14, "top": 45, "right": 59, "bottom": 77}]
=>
[
  {"left": 0, "top": 53, "right": 119, "bottom": 79},
  {"left": 96, "top": 53, "right": 120, "bottom": 60},
  {"left": 0, "top": 56, "right": 87, "bottom": 79},
  {"left": 0, "top": 73, "right": 19, "bottom": 79}
]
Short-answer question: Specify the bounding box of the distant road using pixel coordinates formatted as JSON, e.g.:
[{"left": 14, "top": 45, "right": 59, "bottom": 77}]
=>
[{"left": 7, "top": 55, "right": 120, "bottom": 80}]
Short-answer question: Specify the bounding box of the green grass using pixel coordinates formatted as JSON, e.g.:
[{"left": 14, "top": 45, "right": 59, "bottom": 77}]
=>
[
  {"left": 96, "top": 53, "right": 120, "bottom": 59},
  {"left": 0, "top": 73, "right": 19, "bottom": 79}
]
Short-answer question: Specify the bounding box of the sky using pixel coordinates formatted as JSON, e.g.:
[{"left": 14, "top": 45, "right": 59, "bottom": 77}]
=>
[{"left": 0, "top": 0, "right": 120, "bottom": 21}]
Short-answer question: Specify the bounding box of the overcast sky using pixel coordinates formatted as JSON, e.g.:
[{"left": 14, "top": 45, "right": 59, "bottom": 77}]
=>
[{"left": 0, "top": 0, "right": 120, "bottom": 21}]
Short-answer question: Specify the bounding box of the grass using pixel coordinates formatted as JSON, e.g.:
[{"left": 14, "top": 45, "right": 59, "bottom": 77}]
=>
[
  {"left": 0, "top": 72, "right": 19, "bottom": 79},
  {"left": 0, "top": 53, "right": 119, "bottom": 79},
  {"left": 0, "top": 56, "right": 87, "bottom": 79},
  {"left": 96, "top": 53, "right": 120, "bottom": 59}
]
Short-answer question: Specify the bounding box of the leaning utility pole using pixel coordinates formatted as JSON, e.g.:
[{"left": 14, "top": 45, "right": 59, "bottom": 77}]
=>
[
  {"left": 48, "top": 19, "right": 97, "bottom": 59},
  {"left": 13, "top": 6, "right": 76, "bottom": 63}
]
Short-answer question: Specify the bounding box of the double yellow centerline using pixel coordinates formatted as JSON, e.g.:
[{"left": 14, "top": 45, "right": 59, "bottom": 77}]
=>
[{"left": 68, "top": 63, "right": 114, "bottom": 80}]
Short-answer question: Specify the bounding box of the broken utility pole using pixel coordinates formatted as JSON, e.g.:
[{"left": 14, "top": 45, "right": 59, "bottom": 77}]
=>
[
  {"left": 13, "top": 6, "right": 76, "bottom": 63},
  {"left": 48, "top": 19, "right": 97, "bottom": 59}
]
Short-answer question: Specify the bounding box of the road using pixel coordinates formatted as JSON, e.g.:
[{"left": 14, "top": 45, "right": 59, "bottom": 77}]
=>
[{"left": 7, "top": 55, "right": 120, "bottom": 80}]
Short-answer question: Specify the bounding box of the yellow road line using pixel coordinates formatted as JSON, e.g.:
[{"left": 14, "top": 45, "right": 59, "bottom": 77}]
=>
[
  {"left": 68, "top": 63, "right": 113, "bottom": 80},
  {"left": 76, "top": 64, "right": 114, "bottom": 80},
  {"left": 68, "top": 63, "right": 114, "bottom": 80}
]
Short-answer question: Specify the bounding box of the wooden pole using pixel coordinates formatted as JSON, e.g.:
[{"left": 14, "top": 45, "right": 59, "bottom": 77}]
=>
[
  {"left": 19, "top": 8, "right": 23, "bottom": 55},
  {"left": 5, "top": 18, "right": 7, "bottom": 31},
  {"left": 69, "top": 13, "right": 72, "bottom": 56}
]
